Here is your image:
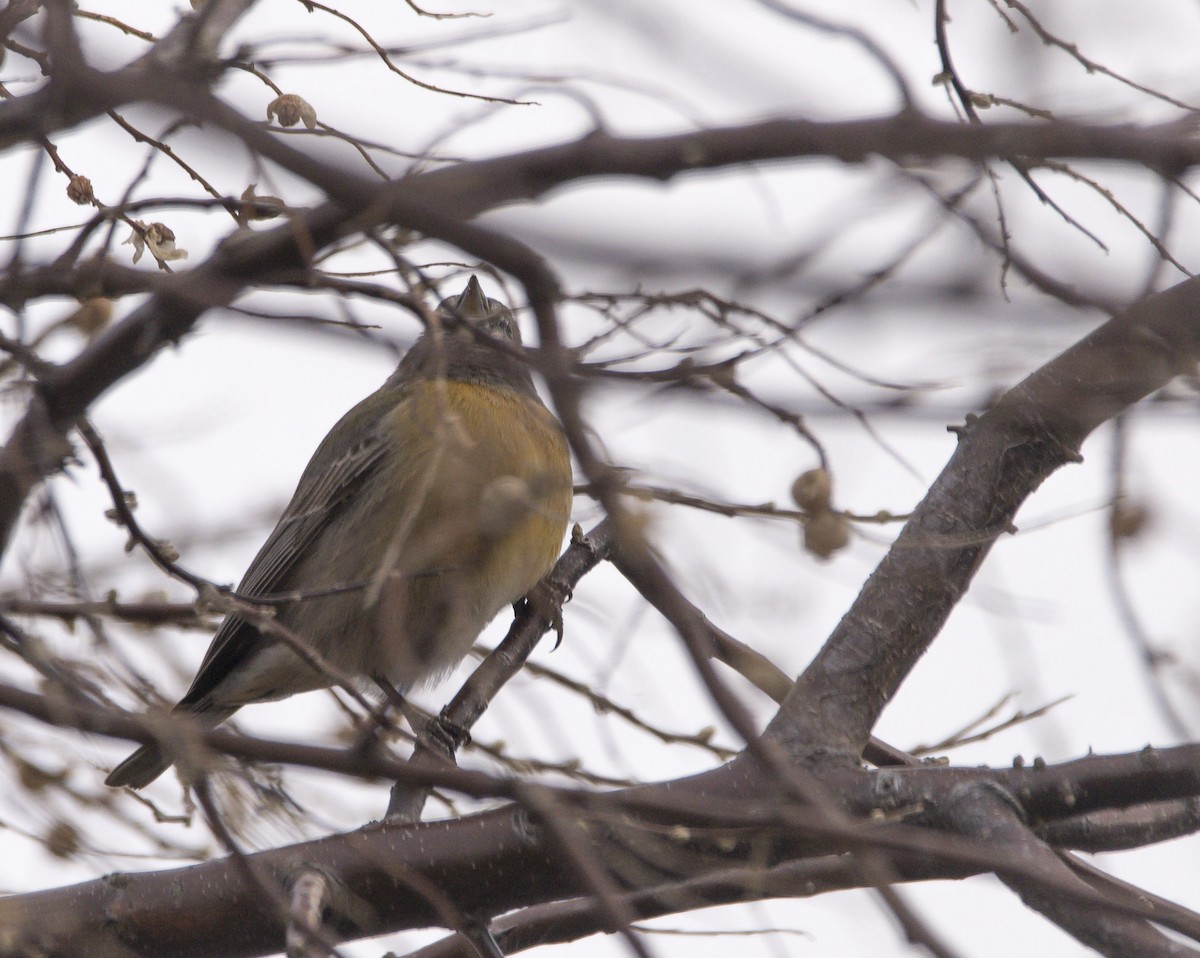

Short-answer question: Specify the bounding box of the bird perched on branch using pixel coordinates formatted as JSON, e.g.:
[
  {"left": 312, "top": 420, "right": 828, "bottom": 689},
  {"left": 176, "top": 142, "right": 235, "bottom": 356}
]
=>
[{"left": 106, "top": 276, "right": 573, "bottom": 789}]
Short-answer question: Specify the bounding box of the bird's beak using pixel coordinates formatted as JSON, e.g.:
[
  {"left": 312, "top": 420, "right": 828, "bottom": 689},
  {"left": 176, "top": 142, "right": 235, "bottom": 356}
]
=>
[{"left": 456, "top": 275, "right": 490, "bottom": 319}]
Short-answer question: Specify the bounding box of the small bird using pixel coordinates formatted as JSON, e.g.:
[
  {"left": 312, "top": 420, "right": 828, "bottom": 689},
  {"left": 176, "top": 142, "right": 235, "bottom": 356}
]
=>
[{"left": 106, "top": 276, "right": 573, "bottom": 789}]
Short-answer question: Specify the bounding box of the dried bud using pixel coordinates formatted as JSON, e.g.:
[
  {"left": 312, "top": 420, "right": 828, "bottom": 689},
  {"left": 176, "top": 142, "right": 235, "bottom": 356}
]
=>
[
  {"left": 152, "top": 538, "right": 181, "bottom": 563},
  {"left": 124, "top": 221, "right": 188, "bottom": 265},
  {"left": 237, "top": 183, "right": 285, "bottom": 225},
  {"left": 45, "top": 821, "right": 81, "bottom": 859},
  {"left": 791, "top": 467, "right": 833, "bottom": 512},
  {"left": 802, "top": 510, "right": 850, "bottom": 559},
  {"left": 66, "top": 298, "right": 113, "bottom": 339},
  {"left": 15, "top": 757, "right": 64, "bottom": 792},
  {"left": 1110, "top": 500, "right": 1151, "bottom": 541},
  {"left": 123, "top": 220, "right": 146, "bottom": 262},
  {"left": 267, "top": 93, "right": 317, "bottom": 130},
  {"left": 145, "top": 222, "right": 187, "bottom": 262},
  {"left": 104, "top": 491, "right": 137, "bottom": 524},
  {"left": 66, "top": 174, "right": 94, "bottom": 205}
]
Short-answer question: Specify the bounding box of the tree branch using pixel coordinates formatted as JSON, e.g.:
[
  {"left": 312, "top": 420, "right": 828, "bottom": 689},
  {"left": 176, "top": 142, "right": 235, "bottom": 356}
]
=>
[
  {"left": 766, "top": 275, "right": 1200, "bottom": 759},
  {"left": 941, "top": 783, "right": 1199, "bottom": 957}
]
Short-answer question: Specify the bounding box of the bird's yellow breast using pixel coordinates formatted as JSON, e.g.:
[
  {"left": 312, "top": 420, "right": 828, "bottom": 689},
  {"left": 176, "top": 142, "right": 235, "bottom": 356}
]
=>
[{"left": 362, "top": 378, "right": 573, "bottom": 680}]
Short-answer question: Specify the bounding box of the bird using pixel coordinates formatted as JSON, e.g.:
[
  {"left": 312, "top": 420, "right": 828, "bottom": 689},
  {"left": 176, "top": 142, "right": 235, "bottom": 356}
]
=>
[{"left": 105, "top": 276, "right": 573, "bottom": 789}]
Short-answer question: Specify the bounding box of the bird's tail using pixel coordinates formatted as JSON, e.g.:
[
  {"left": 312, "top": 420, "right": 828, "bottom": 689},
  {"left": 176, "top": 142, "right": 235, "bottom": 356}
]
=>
[
  {"left": 104, "top": 706, "right": 237, "bottom": 789},
  {"left": 104, "top": 743, "right": 173, "bottom": 789}
]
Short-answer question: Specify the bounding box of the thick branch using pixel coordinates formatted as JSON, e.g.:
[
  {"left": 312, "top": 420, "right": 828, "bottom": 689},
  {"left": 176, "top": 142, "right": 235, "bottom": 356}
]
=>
[
  {"left": 0, "top": 674, "right": 1195, "bottom": 958},
  {"left": 942, "top": 784, "right": 1198, "bottom": 957},
  {"left": 7, "top": 65, "right": 1200, "bottom": 190},
  {"left": 766, "top": 275, "right": 1200, "bottom": 758}
]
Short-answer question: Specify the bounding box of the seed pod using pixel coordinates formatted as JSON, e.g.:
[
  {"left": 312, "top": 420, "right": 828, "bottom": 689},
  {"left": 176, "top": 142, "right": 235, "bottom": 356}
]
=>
[
  {"left": 267, "top": 93, "right": 318, "bottom": 129},
  {"left": 66, "top": 174, "right": 94, "bottom": 205},
  {"left": 1109, "top": 500, "right": 1150, "bottom": 541},
  {"left": 792, "top": 467, "right": 833, "bottom": 512},
  {"left": 803, "top": 510, "right": 849, "bottom": 559}
]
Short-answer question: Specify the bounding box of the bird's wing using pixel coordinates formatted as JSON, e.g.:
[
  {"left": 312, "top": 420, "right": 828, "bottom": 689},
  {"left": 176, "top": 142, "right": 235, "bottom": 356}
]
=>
[
  {"left": 237, "top": 434, "right": 389, "bottom": 598},
  {"left": 178, "top": 399, "right": 394, "bottom": 709}
]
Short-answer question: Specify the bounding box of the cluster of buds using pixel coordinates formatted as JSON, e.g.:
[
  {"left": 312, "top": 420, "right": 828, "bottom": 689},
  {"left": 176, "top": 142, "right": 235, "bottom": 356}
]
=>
[{"left": 791, "top": 467, "right": 849, "bottom": 559}]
